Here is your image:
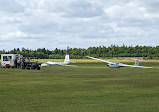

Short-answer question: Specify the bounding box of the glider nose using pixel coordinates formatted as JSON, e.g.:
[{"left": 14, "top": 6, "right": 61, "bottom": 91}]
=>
[{"left": 107, "top": 64, "right": 109, "bottom": 67}]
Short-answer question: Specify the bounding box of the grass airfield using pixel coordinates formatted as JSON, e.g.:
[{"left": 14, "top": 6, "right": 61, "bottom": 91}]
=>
[{"left": 0, "top": 59, "right": 159, "bottom": 112}]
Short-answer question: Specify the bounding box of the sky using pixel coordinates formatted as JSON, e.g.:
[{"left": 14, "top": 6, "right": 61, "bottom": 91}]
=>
[{"left": 0, "top": 0, "right": 159, "bottom": 50}]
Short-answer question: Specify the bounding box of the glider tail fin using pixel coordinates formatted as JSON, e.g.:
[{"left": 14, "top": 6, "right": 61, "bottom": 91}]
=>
[
  {"left": 134, "top": 60, "right": 139, "bottom": 66},
  {"left": 64, "top": 54, "right": 69, "bottom": 63}
]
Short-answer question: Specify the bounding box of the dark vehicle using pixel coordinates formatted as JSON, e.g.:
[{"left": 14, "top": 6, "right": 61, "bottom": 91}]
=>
[{"left": 21, "top": 62, "right": 40, "bottom": 70}]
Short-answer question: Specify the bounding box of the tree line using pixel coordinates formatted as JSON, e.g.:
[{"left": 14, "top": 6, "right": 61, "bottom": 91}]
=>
[{"left": 0, "top": 45, "right": 159, "bottom": 59}]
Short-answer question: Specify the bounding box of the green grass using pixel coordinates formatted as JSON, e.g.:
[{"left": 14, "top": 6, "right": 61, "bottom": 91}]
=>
[{"left": 0, "top": 60, "right": 159, "bottom": 112}]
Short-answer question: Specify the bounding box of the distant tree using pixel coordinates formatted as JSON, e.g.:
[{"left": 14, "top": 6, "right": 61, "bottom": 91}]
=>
[{"left": 0, "top": 45, "right": 159, "bottom": 59}]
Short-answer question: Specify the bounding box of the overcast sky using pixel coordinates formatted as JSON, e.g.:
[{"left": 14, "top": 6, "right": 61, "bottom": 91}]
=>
[{"left": 0, "top": 0, "right": 159, "bottom": 50}]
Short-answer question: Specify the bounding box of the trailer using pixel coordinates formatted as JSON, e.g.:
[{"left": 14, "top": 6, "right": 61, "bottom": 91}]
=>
[{"left": 21, "top": 62, "right": 40, "bottom": 70}]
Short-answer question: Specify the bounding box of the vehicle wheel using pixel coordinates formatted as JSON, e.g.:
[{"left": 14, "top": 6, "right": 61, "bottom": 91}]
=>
[
  {"left": 37, "top": 67, "right": 40, "bottom": 70},
  {"left": 32, "top": 67, "right": 35, "bottom": 70}
]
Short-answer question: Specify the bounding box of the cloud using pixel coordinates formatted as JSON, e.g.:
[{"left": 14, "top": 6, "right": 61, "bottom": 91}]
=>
[
  {"left": 0, "top": 31, "right": 45, "bottom": 40},
  {"left": 0, "top": 0, "right": 25, "bottom": 13},
  {"left": 0, "top": 0, "right": 159, "bottom": 50},
  {"left": 33, "top": 0, "right": 104, "bottom": 18}
]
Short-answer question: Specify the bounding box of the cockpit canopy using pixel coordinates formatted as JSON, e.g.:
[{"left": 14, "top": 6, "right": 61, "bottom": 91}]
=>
[{"left": 108, "top": 62, "right": 121, "bottom": 68}]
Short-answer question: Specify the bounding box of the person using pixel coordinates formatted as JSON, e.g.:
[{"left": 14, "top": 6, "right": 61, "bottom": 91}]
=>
[
  {"left": 27, "top": 58, "right": 30, "bottom": 63},
  {"left": 17, "top": 59, "right": 21, "bottom": 66},
  {"left": 22, "top": 57, "right": 25, "bottom": 63},
  {"left": 14, "top": 58, "right": 17, "bottom": 68}
]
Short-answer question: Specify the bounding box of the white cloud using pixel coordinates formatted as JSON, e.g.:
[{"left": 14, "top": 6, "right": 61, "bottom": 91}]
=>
[
  {"left": 0, "top": 31, "right": 45, "bottom": 39},
  {"left": 0, "top": 0, "right": 159, "bottom": 50}
]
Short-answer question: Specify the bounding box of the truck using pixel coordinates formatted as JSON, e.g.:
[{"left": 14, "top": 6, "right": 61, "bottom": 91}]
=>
[
  {"left": 0, "top": 54, "right": 40, "bottom": 70},
  {"left": 1, "top": 54, "right": 22, "bottom": 68}
]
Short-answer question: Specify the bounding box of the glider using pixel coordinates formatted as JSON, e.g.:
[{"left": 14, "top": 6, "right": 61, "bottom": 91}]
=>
[
  {"left": 87, "top": 56, "right": 152, "bottom": 68},
  {"left": 36, "top": 54, "right": 78, "bottom": 67}
]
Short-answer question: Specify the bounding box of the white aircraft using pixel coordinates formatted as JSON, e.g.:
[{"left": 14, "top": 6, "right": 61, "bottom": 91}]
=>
[
  {"left": 38, "top": 54, "right": 78, "bottom": 67},
  {"left": 87, "top": 56, "right": 152, "bottom": 68}
]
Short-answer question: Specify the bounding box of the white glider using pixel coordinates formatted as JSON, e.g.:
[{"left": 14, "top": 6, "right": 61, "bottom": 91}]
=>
[
  {"left": 37, "top": 54, "right": 78, "bottom": 67},
  {"left": 87, "top": 56, "right": 152, "bottom": 68}
]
